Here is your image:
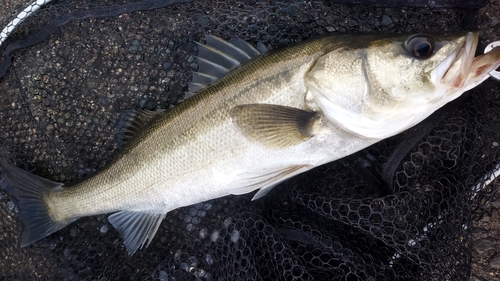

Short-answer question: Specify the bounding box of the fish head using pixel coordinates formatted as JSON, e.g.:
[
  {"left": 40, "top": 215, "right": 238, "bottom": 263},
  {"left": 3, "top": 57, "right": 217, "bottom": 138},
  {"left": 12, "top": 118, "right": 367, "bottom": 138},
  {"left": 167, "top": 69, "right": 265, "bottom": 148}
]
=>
[{"left": 306, "top": 32, "right": 500, "bottom": 139}]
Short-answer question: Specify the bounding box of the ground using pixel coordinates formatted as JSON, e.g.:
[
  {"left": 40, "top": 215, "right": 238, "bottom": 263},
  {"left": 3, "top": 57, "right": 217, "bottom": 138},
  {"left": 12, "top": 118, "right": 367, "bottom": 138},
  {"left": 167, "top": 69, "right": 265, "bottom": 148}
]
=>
[{"left": 1, "top": 0, "right": 500, "bottom": 280}]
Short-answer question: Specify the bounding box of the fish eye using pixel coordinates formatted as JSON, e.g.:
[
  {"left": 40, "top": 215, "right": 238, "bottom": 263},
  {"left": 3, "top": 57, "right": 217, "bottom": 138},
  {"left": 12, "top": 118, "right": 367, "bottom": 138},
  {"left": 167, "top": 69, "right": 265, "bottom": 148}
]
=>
[{"left": 404, "top": 35, "right": 435, "bottom": 59}]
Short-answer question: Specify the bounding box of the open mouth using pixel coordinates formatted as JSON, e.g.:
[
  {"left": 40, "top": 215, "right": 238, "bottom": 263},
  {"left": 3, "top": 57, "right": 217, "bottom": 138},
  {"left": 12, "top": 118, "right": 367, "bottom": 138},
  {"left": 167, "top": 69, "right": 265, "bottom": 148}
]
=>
[
  {"left": 465, "top": 42, "right": 500, "bottom": 88},
  {"left": 438, "top": 32, "right": 500, "bottom": 90},
  {"left": 438, "top": 32, "right": 478, "bottom": 88}
]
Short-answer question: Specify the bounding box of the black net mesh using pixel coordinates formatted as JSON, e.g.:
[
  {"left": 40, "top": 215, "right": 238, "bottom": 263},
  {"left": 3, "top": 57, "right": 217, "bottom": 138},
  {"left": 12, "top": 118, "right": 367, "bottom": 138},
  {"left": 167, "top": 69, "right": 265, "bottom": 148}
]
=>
[{"left": 1, "top": 0, "right": 500, "bottom": 280}]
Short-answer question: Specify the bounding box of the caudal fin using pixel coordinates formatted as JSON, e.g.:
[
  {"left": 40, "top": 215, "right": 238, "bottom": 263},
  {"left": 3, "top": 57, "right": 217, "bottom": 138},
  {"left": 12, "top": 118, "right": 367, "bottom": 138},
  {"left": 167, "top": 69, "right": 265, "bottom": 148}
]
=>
[{"left": 0, "top": 160, "right": 70, "bottom": 247}]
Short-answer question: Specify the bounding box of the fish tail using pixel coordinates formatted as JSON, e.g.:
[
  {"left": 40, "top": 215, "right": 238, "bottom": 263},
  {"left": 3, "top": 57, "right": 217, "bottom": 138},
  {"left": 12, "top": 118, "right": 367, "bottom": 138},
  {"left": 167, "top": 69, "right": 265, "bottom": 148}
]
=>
[{"left": 0, "top": 160, "right": 70, "bottom": 247}]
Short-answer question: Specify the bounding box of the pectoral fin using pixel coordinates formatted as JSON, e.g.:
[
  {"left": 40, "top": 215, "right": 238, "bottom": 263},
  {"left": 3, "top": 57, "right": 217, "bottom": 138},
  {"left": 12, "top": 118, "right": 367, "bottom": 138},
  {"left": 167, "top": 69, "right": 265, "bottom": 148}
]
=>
[
  {"left": 108, "top": 211, "right": 165, "bottom": 255},
  {"left": 230, "top": 165, "right": 312, "bottom": 200},
  {"left": 231, "top": 104, "right": 319, "bottom": 148}
]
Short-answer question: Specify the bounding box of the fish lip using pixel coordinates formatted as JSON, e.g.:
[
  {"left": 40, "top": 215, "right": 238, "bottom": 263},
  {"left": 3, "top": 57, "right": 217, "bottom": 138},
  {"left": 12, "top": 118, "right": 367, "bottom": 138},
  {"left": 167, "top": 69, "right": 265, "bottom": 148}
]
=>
[{"left": 437, "top": 32, "right": 478, "bottom": 89}]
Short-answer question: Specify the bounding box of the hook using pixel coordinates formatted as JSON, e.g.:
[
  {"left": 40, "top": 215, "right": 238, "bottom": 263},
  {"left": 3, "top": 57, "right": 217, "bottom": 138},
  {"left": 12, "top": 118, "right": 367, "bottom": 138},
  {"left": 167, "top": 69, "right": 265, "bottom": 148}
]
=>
[{"left": 484, "top": 41, "right": 500, "bottom": 80}]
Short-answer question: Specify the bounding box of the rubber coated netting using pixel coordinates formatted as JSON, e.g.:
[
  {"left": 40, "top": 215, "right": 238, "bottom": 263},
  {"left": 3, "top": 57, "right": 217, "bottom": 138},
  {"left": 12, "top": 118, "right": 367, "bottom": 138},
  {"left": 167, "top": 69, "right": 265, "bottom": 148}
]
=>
[{"left": 0, "top": 0, "right": 499, "bottom": 280}]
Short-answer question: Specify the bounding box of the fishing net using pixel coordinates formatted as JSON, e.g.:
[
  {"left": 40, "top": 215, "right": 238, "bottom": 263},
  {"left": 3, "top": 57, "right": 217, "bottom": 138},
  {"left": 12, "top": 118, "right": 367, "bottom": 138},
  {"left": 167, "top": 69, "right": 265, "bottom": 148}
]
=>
[{"left": 0, "top": 0, "right": 499, "bottom": 280}]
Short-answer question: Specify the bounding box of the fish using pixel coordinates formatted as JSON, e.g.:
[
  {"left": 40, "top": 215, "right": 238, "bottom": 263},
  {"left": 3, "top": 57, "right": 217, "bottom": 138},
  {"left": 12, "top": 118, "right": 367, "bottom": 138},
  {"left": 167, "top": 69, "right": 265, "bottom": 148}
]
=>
[{"left": 1, "top": 32, "right": 500, "bottom": 254}]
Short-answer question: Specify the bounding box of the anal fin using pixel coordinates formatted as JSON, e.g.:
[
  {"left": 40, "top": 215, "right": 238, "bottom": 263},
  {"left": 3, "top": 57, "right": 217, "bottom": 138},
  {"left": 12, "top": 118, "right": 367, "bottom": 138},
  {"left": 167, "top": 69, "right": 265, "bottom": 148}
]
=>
[
  {"left": 229, "top": 165, "right": 312, "bottom": 200},
  {"left": 108, "top": 211, "right": 165, "bottom": 255}
]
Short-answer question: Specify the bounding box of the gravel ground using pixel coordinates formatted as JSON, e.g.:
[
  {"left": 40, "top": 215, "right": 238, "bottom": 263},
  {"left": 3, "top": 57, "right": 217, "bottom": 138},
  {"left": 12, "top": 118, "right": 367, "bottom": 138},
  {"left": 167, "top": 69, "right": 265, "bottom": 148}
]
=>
[
  {"left": 0, "top": 0, "right": 500, "bottom": 281},
  {"left": 0, "top": 0, "right": 22, "bottom": 20}
]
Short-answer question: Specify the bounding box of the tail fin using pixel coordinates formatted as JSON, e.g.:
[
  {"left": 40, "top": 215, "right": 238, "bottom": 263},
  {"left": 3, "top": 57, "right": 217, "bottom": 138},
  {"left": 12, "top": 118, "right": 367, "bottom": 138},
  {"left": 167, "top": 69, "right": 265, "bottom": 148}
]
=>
[{"left": 0, "top": 160, "right": 70, "bottom": 247}]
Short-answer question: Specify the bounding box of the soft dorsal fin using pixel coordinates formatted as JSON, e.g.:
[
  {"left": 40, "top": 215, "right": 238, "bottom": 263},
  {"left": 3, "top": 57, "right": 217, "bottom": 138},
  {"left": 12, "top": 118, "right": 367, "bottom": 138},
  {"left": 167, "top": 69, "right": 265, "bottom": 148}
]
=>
[
  {"left": 188, "top": 35, "right": 264, "bottom": 94},
  {"left": 117, "top": 109, "right": 165, "bottom": 149}
]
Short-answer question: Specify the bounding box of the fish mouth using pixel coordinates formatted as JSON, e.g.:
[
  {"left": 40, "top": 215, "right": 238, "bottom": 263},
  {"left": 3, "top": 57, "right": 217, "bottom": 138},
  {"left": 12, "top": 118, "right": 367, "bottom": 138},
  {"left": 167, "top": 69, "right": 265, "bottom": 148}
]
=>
[{"left": 437, "top": 32, "right": 500, "bottom": 90}]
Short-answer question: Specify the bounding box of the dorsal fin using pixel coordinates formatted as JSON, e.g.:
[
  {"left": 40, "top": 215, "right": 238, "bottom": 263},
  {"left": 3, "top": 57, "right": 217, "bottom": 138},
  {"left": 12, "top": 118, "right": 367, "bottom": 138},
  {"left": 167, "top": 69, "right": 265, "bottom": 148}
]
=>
[
  {"left": 195, "top": 42, "right": 240, "bottom": 70},
  {"left": 230, "top": 37, "right": 263, "bottom": 58},
  {"left": 205, "top": 35, "right": 254, "bottom": 63},
  {"left": 192, "top": 72, "right": 218, "bottom": 85},
  {"left": 188, "top": 35, "right": 264, "bottom": 94},
  {"left": 117, "top": 109, "right": 165, "bottom": 149}
]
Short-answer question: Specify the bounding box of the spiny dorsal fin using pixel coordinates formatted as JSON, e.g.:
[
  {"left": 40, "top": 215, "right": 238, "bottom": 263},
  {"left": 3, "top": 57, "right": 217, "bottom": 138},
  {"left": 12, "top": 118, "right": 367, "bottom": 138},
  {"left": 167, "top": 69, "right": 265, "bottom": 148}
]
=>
[
  {"left": 205, "top": 35, "right": 254, "bottom": 63},
  {"left": 117, "top": 109, "right": 165, "bottom": 149},
  {"left": 188, "top": 35, "right": 264, "bottom": 94},
  {"left": 231, "top": 37, "right": 265, "bottom": 57},
  {"left": 231, "top": 104, "right": 320, "bottom": 148},
  {"left": 195, "top": 42, "right": 240, "bottom": 70},
  {"left": 192, "top": 72, "right": 218, "bottom": 85}
]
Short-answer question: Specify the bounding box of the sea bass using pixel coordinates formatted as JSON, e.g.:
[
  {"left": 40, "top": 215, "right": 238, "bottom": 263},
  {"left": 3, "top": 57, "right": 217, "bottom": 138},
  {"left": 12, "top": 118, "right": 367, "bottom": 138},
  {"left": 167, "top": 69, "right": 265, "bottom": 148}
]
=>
[{"left": 2, "top": 32, "right": 500, "bottom": 254}]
